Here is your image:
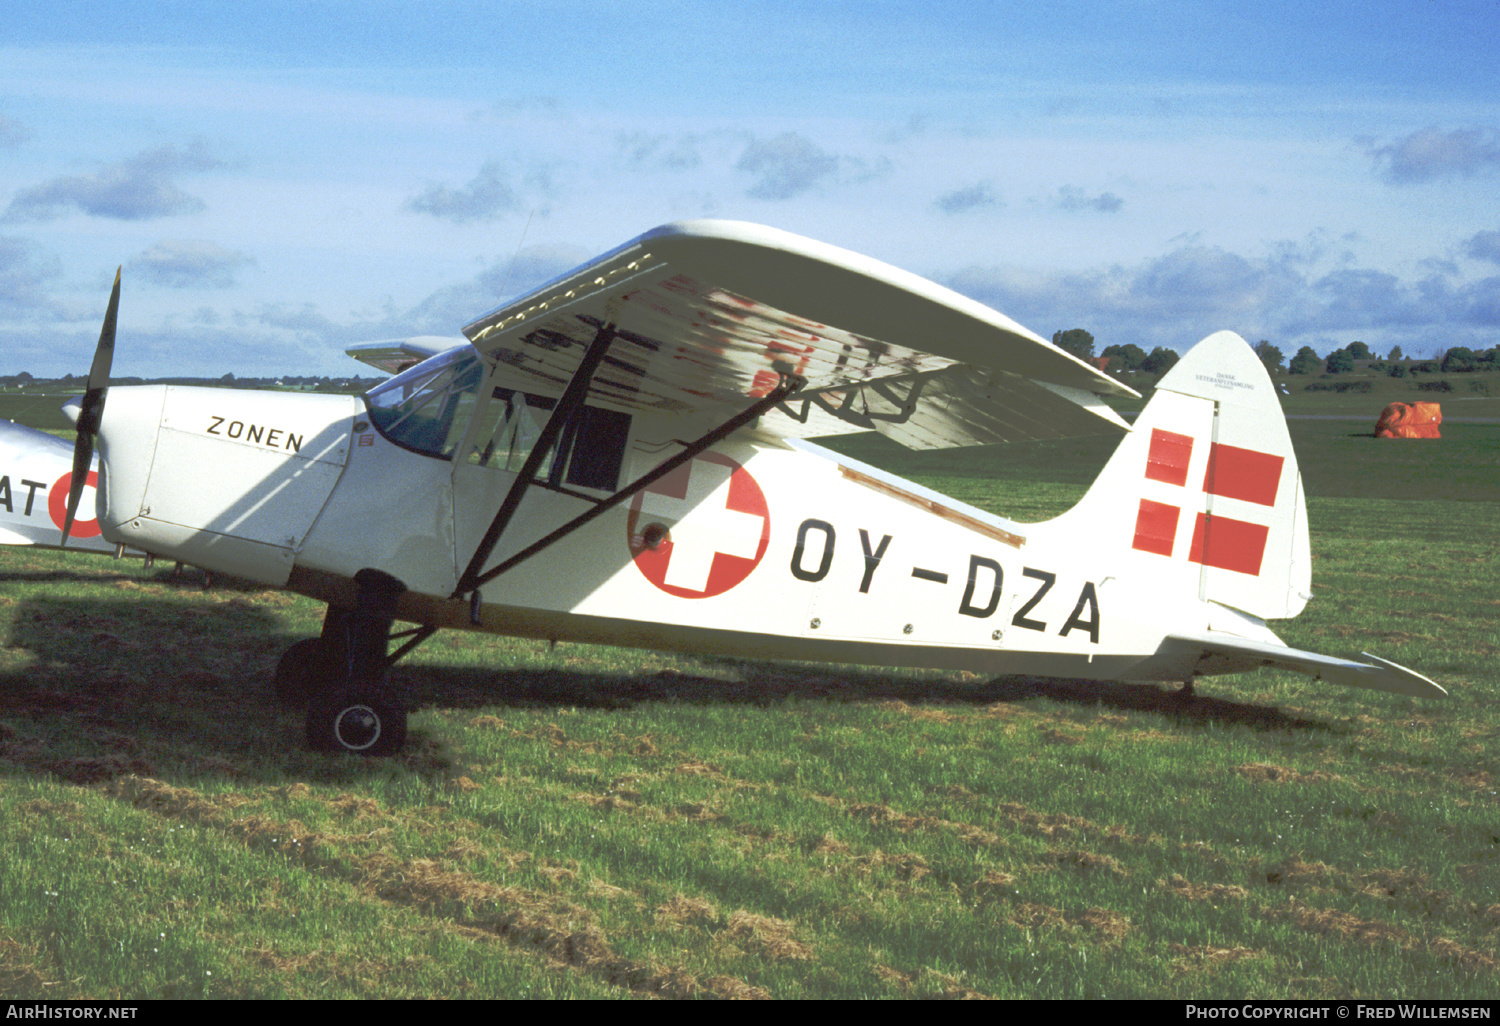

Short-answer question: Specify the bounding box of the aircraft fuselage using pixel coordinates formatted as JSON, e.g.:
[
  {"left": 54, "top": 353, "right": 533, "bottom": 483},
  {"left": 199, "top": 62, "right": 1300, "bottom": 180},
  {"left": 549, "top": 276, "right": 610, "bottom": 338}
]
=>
[{"left": 91, "top": 375, "right": 1210, "bottom": 686}]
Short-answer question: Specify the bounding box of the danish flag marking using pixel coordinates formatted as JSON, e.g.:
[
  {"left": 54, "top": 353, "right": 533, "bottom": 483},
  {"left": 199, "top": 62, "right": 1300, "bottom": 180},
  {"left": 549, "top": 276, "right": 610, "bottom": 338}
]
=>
[
  {"left": 628, "top": 453, "right": 770, "bottom": 598},
  {"left": 1131, "top": 432, "right": 1284, "bottom": 577},
  {"left": 1132, "top": 498, "right": 1180, "bottom": 557},
  {"left": 1203, "top": 442, "right": 1283, "bottom": 506},
  {"left": 1188, "top": 512, "right": 1270, "bottom": 575},
  {"left": 1145, "top": 429, "right": 1193, "bottom": 486}
]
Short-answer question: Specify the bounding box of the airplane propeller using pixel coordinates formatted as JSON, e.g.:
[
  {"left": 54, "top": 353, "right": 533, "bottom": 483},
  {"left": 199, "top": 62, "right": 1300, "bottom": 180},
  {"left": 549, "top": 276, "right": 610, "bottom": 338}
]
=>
[{"left": 61, "top": 268, "right": 120, "bottom": 546}]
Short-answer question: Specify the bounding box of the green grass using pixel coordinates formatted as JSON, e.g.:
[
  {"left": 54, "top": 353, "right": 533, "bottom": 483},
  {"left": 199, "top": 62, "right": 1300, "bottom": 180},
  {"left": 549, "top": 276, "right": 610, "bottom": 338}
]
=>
[{"left": 0, "top": 407, "right": 1497, "bottom": 998}]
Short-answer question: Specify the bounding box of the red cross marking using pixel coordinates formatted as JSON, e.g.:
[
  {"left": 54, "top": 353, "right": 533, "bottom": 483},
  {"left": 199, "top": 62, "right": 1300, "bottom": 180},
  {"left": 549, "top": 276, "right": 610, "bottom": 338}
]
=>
[{"left": 627, "top": 452, "right": 770, "bottom": 598}]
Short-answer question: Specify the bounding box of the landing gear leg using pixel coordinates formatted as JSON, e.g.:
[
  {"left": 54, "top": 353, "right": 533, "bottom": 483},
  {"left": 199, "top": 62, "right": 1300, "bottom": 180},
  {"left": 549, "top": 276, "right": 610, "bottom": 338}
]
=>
[
  {"left": 304, "top": 569, "right": 410, "bottom": 757},
  {"left": 1177, "top": 679, "right": 1196, "bottom": 699}
]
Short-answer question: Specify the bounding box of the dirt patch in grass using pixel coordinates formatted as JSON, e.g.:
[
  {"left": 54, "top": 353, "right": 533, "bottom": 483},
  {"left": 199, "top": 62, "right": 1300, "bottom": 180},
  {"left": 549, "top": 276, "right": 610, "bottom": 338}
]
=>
[
  {"left": 876, "top": 699, "right": 962, "bottom": 723},
  {"left": 0, "top": 936, "right": 59, "bottom": 995},
  {"left": 874, "top": 963, "right": 990, "bottom": 999},
  {"left": 1008, "top": 901, "right": 1132, "bottom": 941},
  {"left": 1047, "top": 849, "right": 1129, "bottom": 877},
  {"left": 1276, "top": 901, "right": 1410, "bottom": 945},
  {"left": 1270, "top": 899, "right": 1500, "bottom": 974},
  {"left": 1259, "top": 859, "right": 1483, "bottom": 926},
  {"left": 1263, "top": 856, "right": 1340, "bottom": 888},
  {"left": 722, "top": 911, "right": 813, "bottom": 962},
  {"left": 1160, "top": 874, "right": 1251, "bottom": 903},
  {"left": 1168, "top": 943, "right": 1265, "bottom": 974},
  {"left": 657, "top": 893, "right": 719, "bottom": 928},
  {"left": 840, "top": 799, "right": 1006, "bottom": 850},
  {"left": 1237, "top": 762, "right": 1339, "bottom": 785}
]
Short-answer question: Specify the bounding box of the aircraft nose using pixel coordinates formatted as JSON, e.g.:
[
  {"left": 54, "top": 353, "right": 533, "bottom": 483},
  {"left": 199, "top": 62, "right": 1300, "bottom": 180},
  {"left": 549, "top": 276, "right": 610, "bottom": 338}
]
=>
[
  {"left": 91, "top": 384, "right": 168, "bottom": 537},
  {"left": 61, "top": 395, "right": 82, "bottom": 427}
]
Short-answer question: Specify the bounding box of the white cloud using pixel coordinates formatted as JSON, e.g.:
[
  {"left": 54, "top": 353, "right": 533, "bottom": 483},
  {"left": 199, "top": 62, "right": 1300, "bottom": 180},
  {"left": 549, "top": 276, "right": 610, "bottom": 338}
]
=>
[
  {"left": 1369, "top": 127, "right": 1500, "bottom": 185},
  {"left": 934, "top": 182, "right": 1000, "bottom": 214},
  {"left": 405, "top": 161, "right": 523, "bottom": 223},
  {"left": 736, "top": 133, "right": 840, "bottom": 200},
  {"left": 1462, "top": 229, "right": 1500, "bottom": 265},
  {"left": 1054, "top": 186, "right": 1123, "bottom": 213},
  {"left": 3, "top": 140, "right": 227, "bottom": 222},
  {"left": 131, "top": 239, "right": 253, "bottom": 288}
]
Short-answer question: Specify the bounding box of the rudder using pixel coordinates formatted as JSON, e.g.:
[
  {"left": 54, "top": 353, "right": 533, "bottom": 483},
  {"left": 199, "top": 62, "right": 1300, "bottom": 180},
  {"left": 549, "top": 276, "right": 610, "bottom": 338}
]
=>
[{"left": 1048, "top": 331, "right": 1310, "bottom": 621}]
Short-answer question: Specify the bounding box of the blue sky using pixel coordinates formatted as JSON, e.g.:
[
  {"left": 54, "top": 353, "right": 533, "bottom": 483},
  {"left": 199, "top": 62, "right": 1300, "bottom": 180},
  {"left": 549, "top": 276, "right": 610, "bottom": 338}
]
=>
[{"left": 2, "top": 0, "right": 1498, "bottom": 378}]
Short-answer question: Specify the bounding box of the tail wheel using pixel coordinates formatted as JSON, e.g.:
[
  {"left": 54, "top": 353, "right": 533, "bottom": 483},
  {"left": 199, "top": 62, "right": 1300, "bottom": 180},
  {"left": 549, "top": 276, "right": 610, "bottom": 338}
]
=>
[{"left": 306, "top": 688, "right": 407, "bottom": 757}]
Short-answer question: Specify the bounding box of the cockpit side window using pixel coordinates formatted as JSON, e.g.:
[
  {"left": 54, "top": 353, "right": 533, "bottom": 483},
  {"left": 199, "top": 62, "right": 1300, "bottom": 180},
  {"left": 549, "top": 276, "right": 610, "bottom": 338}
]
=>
[{"left": 465, "top": 388, "right": 632, "bottom": 492}]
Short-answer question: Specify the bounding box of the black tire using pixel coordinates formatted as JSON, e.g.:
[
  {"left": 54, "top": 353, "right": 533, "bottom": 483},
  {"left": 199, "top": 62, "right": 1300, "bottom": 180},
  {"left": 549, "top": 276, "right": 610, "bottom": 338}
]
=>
[
  {"left": 305, "top": 687, "right": 407, "bottom": 757},
  {"left": 273, "top": 638, "right": 338, "bottom": 708}
]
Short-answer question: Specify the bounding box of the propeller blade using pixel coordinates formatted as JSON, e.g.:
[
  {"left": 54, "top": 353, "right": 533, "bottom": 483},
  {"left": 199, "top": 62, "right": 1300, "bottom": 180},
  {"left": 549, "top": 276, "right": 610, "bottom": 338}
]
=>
[
  {"left": 79, "top": 267, "right": 120, "bottom": 435},
  {"left": 61, "top": 433, "right": 93, "bottom": 547},
  {"left": 61, "top": 268, "right": 119, "bottom": 546}
]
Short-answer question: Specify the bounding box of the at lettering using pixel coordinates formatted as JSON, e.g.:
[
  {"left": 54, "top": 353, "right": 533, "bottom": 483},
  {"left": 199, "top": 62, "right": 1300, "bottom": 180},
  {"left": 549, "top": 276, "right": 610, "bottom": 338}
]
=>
[{"left": 0, "top": 476, "right": 45, "bottom": 516}]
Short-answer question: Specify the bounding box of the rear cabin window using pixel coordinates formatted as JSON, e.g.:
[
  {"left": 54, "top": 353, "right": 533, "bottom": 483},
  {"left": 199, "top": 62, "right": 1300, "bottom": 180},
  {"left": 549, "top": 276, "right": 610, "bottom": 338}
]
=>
[
  {"left": 464, "top": 388, "right": 632, "bottom": 492},
  {"left": 363, "top": 349, "right": 632, "bottom": 491}
]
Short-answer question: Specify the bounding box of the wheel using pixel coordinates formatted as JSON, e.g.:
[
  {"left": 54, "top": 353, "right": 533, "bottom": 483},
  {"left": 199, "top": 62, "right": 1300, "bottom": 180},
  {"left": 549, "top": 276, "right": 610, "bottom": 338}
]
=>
[
  {"left": 273, "top": 638, "right": 339, "bottom": 708},
  {"left": 306, "top": 687, "right": 407, "bottom": 757}
]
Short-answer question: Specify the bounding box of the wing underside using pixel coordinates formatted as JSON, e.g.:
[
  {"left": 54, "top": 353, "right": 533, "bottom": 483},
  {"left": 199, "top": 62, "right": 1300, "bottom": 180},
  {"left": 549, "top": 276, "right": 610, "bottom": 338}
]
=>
[{"left": 462, "top": 221, "right": 1135, "bottom": 449}]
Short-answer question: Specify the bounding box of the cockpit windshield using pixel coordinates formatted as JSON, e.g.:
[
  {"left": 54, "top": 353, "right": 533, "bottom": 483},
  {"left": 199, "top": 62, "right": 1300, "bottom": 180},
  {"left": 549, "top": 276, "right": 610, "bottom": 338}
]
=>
[{"left": 362, "top": 347, "right": 483, "bottom": 458}]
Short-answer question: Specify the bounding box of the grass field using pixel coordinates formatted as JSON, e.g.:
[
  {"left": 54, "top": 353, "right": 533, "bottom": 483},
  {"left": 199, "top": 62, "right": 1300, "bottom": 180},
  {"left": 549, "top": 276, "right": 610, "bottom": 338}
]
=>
[{"left": 0, "top": 398, "right": 1496, "bottom": 999}]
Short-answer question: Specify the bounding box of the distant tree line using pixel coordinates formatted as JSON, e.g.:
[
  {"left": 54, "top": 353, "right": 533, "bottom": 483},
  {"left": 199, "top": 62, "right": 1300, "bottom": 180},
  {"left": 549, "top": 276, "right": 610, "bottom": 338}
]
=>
[
  {"left": 1052, "top": 329, "right": 1180, "bottom": 375},
  {"left": 1282, "top": 342, "right": 1500, "bottom": 378},
  {"left": 1051, "top": 330, "right": 1500, "bottom": 385},
  {"left": 0, "top": 372, "right": 384, "bottom": 392}
]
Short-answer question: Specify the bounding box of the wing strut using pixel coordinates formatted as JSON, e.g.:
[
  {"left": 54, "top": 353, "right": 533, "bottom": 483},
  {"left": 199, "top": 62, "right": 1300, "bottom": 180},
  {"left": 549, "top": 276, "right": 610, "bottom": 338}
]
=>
[
  {"left": 454, "top": 320, "right": 621, "bottom": 598},
  {"left": 452, "top": 369, "right": 803, "bottom": 605}
]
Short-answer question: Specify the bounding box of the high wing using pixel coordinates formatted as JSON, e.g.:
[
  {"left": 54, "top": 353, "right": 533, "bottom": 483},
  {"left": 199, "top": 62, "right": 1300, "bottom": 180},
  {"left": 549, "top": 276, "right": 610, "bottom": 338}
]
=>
[
  {"left": 346, "top": 337, "right": 466, "bottom": 375},
  {"left": 462, "top": 220, "right": 1136, "bottom": 449}
]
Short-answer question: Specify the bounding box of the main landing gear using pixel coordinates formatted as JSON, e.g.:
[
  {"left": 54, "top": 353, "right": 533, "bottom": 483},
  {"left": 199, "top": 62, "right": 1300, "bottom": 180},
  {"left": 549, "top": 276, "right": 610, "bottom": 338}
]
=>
[{"left": 272, "top": 568, "right": 420, "bottom": 757}]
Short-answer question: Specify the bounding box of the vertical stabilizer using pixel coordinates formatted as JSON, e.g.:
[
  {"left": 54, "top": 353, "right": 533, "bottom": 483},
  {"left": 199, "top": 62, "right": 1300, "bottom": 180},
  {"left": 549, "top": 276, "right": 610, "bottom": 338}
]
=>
[{"left": 1050, "top": 331, "right": 1311, "bottom": 621}]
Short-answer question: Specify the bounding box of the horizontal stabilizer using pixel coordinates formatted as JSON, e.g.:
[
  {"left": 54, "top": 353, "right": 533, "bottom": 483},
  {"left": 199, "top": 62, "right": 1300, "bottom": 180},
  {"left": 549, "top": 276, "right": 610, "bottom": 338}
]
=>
[
  {"left": 346, "top": 337, "right": 465, "bottom": 375},
  {"left": 1166, "top": 632, "right": 1447, "bottom": 699}
]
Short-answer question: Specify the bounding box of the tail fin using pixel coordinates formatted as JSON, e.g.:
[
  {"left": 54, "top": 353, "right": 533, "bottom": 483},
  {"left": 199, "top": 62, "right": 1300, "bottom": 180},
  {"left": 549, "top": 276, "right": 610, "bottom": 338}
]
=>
[{"left": 1055, "top": 330, "right": 1311, "bottom": 621}]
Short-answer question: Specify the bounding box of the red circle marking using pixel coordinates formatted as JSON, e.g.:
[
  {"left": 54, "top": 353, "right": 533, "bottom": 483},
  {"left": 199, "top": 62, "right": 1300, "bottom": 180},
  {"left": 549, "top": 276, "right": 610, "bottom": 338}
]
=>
[
  {"left": 627, "top": 452, "right": 769, "bottom": 599},
  {"left": 48, "top": 471, "right": 102, "bottom": 538}
]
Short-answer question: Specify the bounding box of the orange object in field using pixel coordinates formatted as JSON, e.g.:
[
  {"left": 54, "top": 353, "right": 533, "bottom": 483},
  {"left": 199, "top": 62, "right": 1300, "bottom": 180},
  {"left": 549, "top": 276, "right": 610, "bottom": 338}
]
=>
[{"left": 1375, "top": 402, "right": 1441, "bottom": 438}]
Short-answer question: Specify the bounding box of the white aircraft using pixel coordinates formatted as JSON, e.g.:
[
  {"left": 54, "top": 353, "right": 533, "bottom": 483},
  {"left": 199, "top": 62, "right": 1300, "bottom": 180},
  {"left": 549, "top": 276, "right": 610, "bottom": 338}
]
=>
[
  {"left": 0, "top": 418, "right": 114, "bottom": 553},
  {"left": 32, "top": 221, "right": 1442, "bottom": 756}
]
